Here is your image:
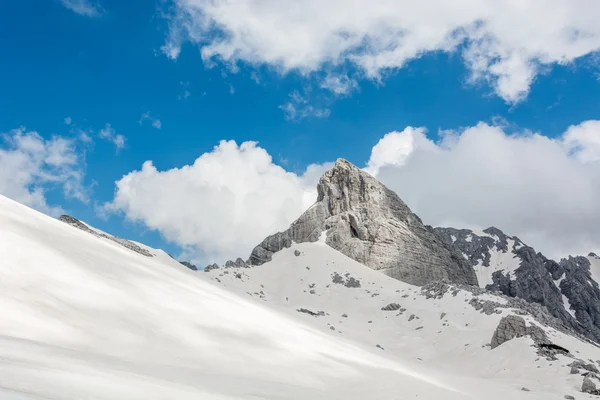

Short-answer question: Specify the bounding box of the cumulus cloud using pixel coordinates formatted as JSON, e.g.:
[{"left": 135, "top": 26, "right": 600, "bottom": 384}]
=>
[
  {"left": 162, "top": 0, "right": 600, "bottom": 102},
  {"left": 139, "top": 112, "right": 162, "bottom": 130},
  {"left": 371, "top": 122, "right": 600, "bottom": 259},
  {"left": 0, "top": 128, "right": 88, "bottom": 216},
  {"left": 103, "top": 140, "right": 331, "bottom": 264},
  {"left": 99, "top": 123, "right": 126, "bottom": 152},
  {"left": 61, "top": 0, "right": 104, "bottom": 17}
]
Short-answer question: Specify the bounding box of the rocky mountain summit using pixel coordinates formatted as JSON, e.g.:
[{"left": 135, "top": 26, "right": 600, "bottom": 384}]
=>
[{"left": 248, "top": 158, "right": 477, "bottom": 286}]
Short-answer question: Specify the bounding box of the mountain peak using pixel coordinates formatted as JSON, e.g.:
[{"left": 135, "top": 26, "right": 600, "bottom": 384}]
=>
[{"left": 249, "top": 161, "right": 477, "bottom": 286}]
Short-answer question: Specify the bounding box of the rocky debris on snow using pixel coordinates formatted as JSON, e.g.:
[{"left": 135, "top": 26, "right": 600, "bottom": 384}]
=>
[
  {"left": 376, "top": 344, "right": 384, "bottom": 350},
  {"left": 408, "top": 315, "right": 416, "bottom": 322},
  {"left": 296, "top": 308, "right": 325, "bottom": 317},
  {"left": 570, "top": 360, "right": 599, "bottom": 374},
  {"left": 564, "top": 395, "right": 575, "bottom": 400},
  {"left": 490, "top": 315, "right": 549, "bottom": 349},
  {"left": 294, "top": 250, "right": 301, "bottom": 256},
  {"left": 330, "top": 272, "right": 362, "bottom": 288},
  {"left": 204, "top": 263, "right": 220, "bottom": 272},
  {"left": 248, "top": 159, "right": 477, "bottom": 286},
  {"left": 341, "top": 314, "right": 348, "bottom": 318},
  {"left": 381, "top": 303, "right": 401, "bottom": 311},
  {"left": 520, "top": 387, "right": 530, "bottom": 391},
  {"left": 571, "top": 366, "right": 580, "bottom": 374},
  {"left": 59, "top": 215, "right": 154, "bottom": 257},
  {"left": 179, "top": 261, "right": 198, "bottom": 271}
]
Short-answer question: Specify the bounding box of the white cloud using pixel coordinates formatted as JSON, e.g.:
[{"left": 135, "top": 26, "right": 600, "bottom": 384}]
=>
[
  {"left": 99, "top": 123, "right": 126, "bottom": 152},
  {"left": 139, "top": 112, "right": 162, "bottom": 130},
  {"left": 279, "top": 90, "right": 330, "bottom": 121},
  {"left": 103, "top": 120, "right": 600, "bottom": 264},
  {"left": 0, "top": 128, "right": 88, "bottom": 216},
  {"left": 64, "top": 117, "right": 72, "bottom": 125},
  {"left": 371, "top": 122, "right": 600, "bottom": 259},
  {"left": 61, "top": 0, "right": 104, "bottom": 17},
  {"left": 102, "top": 140, "right": 330, "bottom": 265},
  {"left": 163, "top": 0, "right": 600, "bottom": 103}
]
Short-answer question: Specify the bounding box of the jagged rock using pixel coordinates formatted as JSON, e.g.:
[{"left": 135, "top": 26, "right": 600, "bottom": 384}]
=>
[
  {"left": 435, "top": 226, "right": 600, "bottom": 344},
  {"left": 204, "top": 263, "right": 220, "bottom": 272},
  {"left": 248, "top": 159, "right": 477, "bottom": 286},
  {"left": 296, "top": 308, "right": 325, "bottom": 317},
  {"left": 490, "top": 315, "right": 549, "bottom": 349},
  {"left": 582, "top": 377, "right": 598, "bottom": 394},
  {"left": 570, "top": 360, "right": 599, "bottom": 374},
  {"left": 59, "top": 215, "right": 154, "bottom": 257},
  {"left": 180, "top": 261, "right": 198, "bottom": 271},
  {"left": 381, "top": 303, "right": 401, "bottom": 311}
]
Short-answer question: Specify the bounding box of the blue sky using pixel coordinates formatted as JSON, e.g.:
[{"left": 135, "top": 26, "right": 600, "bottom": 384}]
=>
[{"left": 2, "top": 0, "right": 600, "bottom": 263}]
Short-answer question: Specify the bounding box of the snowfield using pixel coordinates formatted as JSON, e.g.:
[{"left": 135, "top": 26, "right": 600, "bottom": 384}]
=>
[{"left": 0, "top": 194, "right": 597, "bottom": 399}]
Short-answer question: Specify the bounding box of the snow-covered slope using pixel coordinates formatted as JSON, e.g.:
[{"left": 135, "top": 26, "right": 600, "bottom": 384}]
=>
[
  {"left": 1, "top": 193, "right": 598, "bottom": 399},
  {"left": 204, "top": 239, "right": 600, "bottom": 399}
]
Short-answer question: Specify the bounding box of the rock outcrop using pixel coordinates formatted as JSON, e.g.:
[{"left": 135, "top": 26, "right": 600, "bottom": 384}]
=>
[
  {"left": 434, "top": 227, "right": 600, "bottom": 343},
  {"left": 490, "top": 315, "right": 548, "bottom": 349},
  {"left": 59, "top": 215, "right": 154, "bottom": 257},
  {"left": 248, "top": 159, "right": 477, "bottom": 286}
]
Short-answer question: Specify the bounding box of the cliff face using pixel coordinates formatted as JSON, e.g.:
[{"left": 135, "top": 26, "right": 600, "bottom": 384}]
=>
[{"left": 248, "top": 159, "right": 477, "bottom": 286}]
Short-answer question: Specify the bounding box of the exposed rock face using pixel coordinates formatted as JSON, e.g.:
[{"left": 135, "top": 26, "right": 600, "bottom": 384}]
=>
[
  {"left": 490, "top": 315, "right": 548, "bottom": 349},
  {"left": 435, "top": 226, "right": 600, "bottom": 344},
  {"left": 59, "top": 215, "right": 153, "bottom": 257},
  {"left": 249, "top": 159, "right": 477, "bottom": 286},
  {"left": 180, "top": 261, "right": 198, "bottom": 271}
]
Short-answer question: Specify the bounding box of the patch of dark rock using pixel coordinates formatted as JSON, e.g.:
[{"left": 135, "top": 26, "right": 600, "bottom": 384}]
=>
[
  {"left": 564, "top": 395, "right": 575, "bottom": 400},
  {"left": 329, "top": 326, "right": 335, "bottom": 330},
  {"left": 521, "top": 387, "right": 530, "bottom": 392},
  {"left": 571, "top": 366, "right": 580, "bottom": 374},
  {"left": 342, "top": 314, "right": 348, "bottom": 318},
  {"left": 310, "top": 290, "right": 316, "bottom": 295},
  {"left": 204, "top": 263, "right": 220, "bottom": 272},
  {"left": 440, "top": 312, "right": 446, "bottom": 320},
  {"left": 376, "top": 344, "right": 384, "bottom": 350},
  {"left": 583, "top": 376, "right": 599, "bottom": 394},
  {"left": 381, "top": 303, "right": 401, "bottom": 311},
  {"left": 408, "top": 315, "right": 415, "bottom": 321},
  {"left": 371, "top": 293, "right": 380, "bottom": 297},
  {"left": 297, "top": 308, "right": 325, "bottom": 317},
  {"left": 415, "top": 326, "right": 423, "bottom": 330},
  {"left": 294, "top": 250, "right": 301, "bottom": 256},
  {"left": 490, "top": 315, "right": 549, "bottom": 349},
  {"left": 179, "top": 261, "right": 198, "bottom": 271},
  {"left": 235, "top": 272, "right": 242, "bottom": 279}
]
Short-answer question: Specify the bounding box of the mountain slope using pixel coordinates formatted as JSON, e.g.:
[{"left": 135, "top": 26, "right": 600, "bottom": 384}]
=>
[
  {"left": 434, "top": 227, "right": 600, "bottom": 344},
  {"left": 249, "top": 159, "right": 476, "bottom": 286},
  {"left": 0, "top": 194, "right": 507, "bottom": 400},
  {"left": 204, "top": 238, "right": 600, "bottom": 399}
]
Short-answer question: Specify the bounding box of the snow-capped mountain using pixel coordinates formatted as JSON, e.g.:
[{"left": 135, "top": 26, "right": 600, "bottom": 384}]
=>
[{"left": 3, "top": 158, "right": 600, "bottom": 398}]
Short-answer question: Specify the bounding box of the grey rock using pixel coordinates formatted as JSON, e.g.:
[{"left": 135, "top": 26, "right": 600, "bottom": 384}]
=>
[
  {"left": 571, "top": 366, "right": 580, "bottom": 374},
  {"left": 296, "top": 308, "right": 325, "bottom": 317},
  {"left": 434, "top": 226, "right": 600, "bottom": 344},
  {"left": 490, "top": 315, "right": 549, "bottom": 349},
  {"left": 248, "top": 159, "right": 477, "bottom": 286},
  {"left": 59, "top": 215, "right": 154, "bottom": 257},
  {"left": 180, "top": 261, "right": 198, "bottom": 271},
  {"left": 330, "top": 272, "right": 362, "bottom": 288},
  {"left": 564, "top": 395, "right": 575, "bottom": 399},
  {"left": 204, "top": 263, "right": 220, "bottom": 272},
  {"left": 294, "top": 250, "right": 301, "bottom": 256},
  {"left": 381, "top": 303, "right": 401, "bottom": 311},
  {"left": 582, "top": 377, "right": 597, "bottom": 394},
  {"left": 521, "top": 387, "right": 530, "bottom": 391}
]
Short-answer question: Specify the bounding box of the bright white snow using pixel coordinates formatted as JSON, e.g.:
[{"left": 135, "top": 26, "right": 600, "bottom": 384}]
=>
[{"left": 0, "top": 195, "right": 596, "bottom": 399}]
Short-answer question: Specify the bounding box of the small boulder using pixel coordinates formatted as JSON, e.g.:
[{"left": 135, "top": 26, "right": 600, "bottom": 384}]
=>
[
  {"left": 294, "top": 250, "right": 301, "bottom": 256},
  {"left": 582, "top": 377, "right": 597, "bottom": 394}
]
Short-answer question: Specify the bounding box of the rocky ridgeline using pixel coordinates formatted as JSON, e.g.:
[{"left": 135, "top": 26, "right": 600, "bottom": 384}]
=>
[
  {"left": 248, "top": 159, "right": 476, "bottom": 286},
  {"left": 59, "top": 215, "right": 154, "bottom": 257},
  {"left": 434, "top": 227, "right": 600, "bottom": 344}
]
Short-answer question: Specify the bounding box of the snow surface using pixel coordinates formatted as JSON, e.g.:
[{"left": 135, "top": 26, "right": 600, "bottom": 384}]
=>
[
  {"left": 473, "top": 239, "right": 522, "bottom": 288},
  {"left": 0, "top": 194, "right": 597, "bottom": 399}
]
